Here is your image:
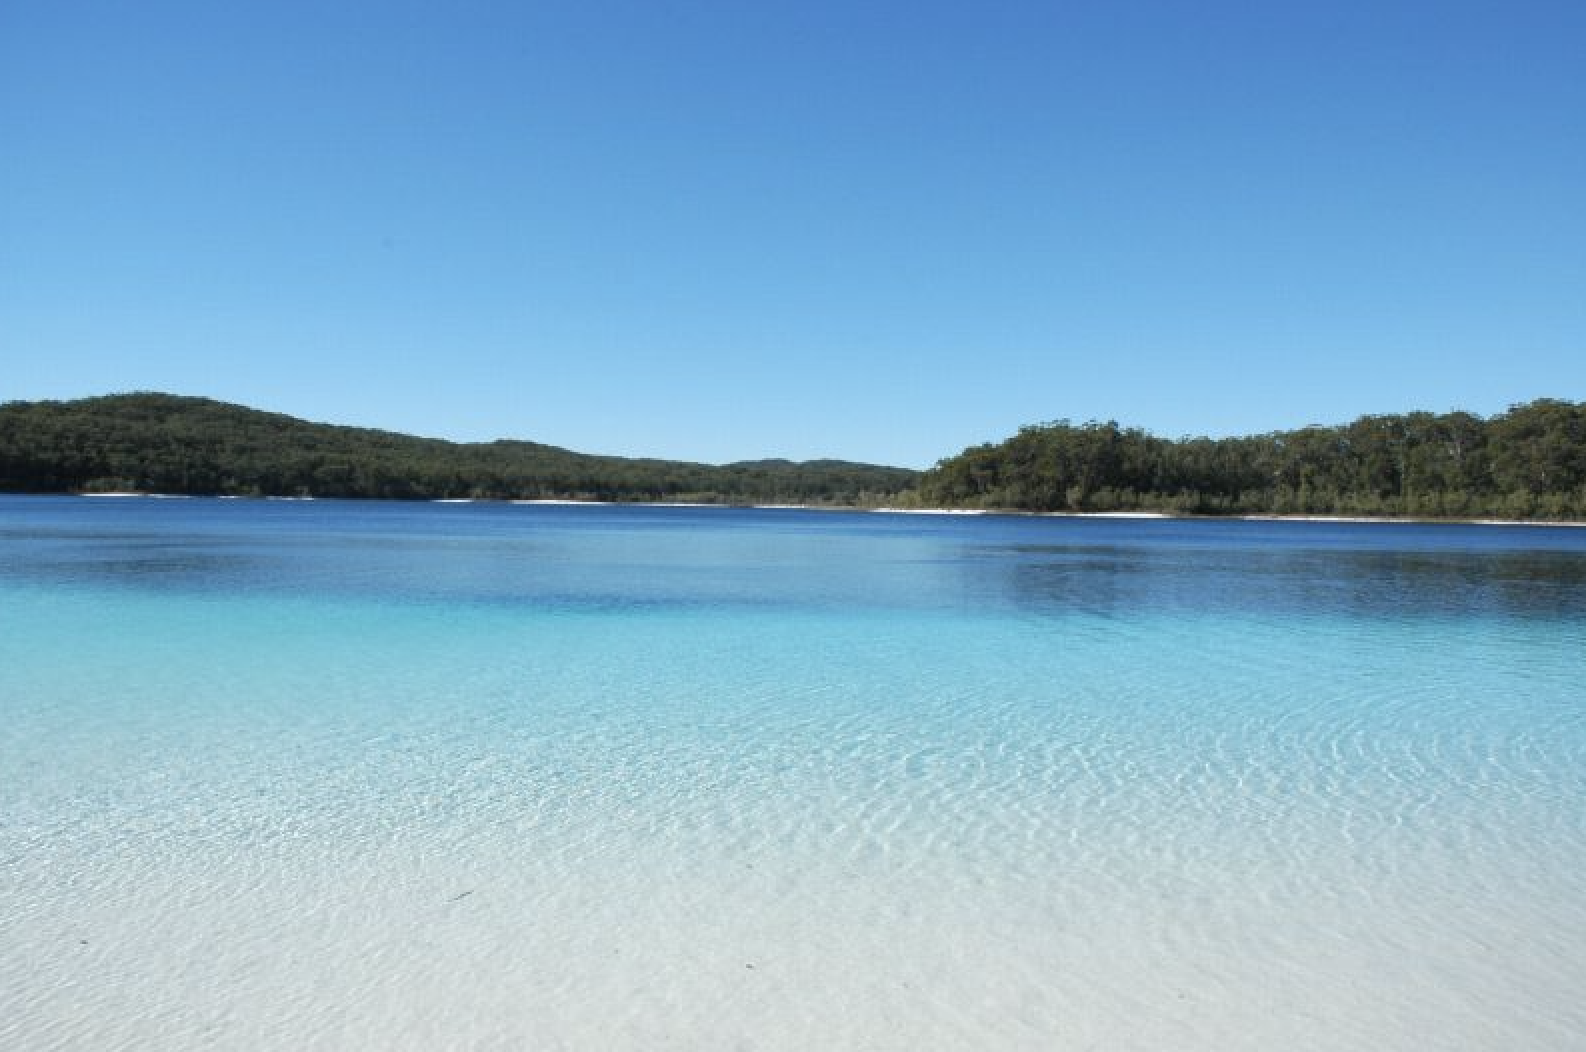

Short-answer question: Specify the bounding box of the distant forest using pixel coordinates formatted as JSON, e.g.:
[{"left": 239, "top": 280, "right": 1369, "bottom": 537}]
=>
[
  {"left": 917, "top": 399, "right": 1586, "bottom": 519},
  {"left": 2, "top": 393, "right": 1584, "bottom": 519},
  {"left": 0, "top": 394, "right": 916, "bottom": 504}
]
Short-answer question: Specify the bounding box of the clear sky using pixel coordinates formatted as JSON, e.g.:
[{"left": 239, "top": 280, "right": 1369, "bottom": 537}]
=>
[{"left": 3, "top": 1, "right": 1582, "bottom": 468}]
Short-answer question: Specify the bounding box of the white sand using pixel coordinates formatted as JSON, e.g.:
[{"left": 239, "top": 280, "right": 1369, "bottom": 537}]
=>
[{"left": 510, "top": 498, "right": 611, "bottom": 505}]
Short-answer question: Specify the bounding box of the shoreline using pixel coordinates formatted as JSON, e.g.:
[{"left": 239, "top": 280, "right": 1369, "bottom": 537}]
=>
[{"left": 33, "top": 491, "right": 1586, "bottom": 527}]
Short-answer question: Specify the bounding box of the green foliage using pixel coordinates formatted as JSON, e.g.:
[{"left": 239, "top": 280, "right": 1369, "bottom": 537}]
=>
[
  {"left": 916, "top": 401, "right": 1586, "bottom": 520},
  {"left": 8, "top": 393, "right": 1584, "bottom": 519},
  {"left": 0, "top": 393, "right": 918, "bottom": 504}
]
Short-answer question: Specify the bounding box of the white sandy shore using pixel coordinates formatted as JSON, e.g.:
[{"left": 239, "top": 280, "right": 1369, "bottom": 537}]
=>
[
  {"left": 1468, "top": 518, "right": 1586, "bottom": 527},
  {"left": 80, "top": 491, "right": 191, "bottom": 499},
  {"left": 873, "top": 506, "right": 1586, "bottom": 526},
  {"left": 1241, "top": 513, "right": 1424, "bottom": 524},
  {"left": 1242, "top": 513, "right": 1586, "bottom": 527},
  {"left": 871, "top": 507, "right": 1169, "bottom": 519},
  {"left": 510, "top": 498, "right": 612, "bottom": 505},
  {"left": 60, "top": 493, "right": 1586, "bottom": 526}
]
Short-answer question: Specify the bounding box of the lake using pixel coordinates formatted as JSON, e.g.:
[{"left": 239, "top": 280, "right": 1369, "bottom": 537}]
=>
[{"left": 3, "top": 496, "right": 1584, "bottom": 1050}]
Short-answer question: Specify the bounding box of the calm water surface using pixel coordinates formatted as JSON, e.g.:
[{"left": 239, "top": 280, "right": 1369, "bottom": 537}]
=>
[{"left": 3, "top": 497, "right": 1584, "bottom": 1050}]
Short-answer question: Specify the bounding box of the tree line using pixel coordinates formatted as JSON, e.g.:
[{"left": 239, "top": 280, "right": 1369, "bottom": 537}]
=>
[
  {"left": 916, "top": 399, "right": 1586, "bottom": 519},
  {"left": 3, "top": 393, "right": 1584, "bottom": 519},
  {"left": 0, "top": 393, "right": 917, "bottom": 504}
]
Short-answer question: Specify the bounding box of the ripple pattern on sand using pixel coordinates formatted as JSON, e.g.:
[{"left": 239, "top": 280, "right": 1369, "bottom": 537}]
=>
[{"left": 3, "top": 500, "right": 1585, "bottom": 1050}]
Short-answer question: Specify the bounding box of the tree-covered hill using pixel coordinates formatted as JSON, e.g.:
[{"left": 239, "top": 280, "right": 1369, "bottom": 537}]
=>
[
  {"left": 917, "top": 400, "right": 1586, "bottom": 519},
  {"left": 0, "top": 393, "right": 918, "bottom": 503},
  {"left": 7, "top": 393, "right": 1584, "bottom": 518}
]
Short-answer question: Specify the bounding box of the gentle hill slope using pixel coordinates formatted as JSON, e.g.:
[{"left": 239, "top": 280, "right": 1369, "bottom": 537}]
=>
[{"left": 0, "top": 393, "right": 918, "bottom": 503}]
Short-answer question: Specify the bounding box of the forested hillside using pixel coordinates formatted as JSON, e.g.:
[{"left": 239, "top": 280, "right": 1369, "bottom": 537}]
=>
[
  {"left": 918, "top": 400, "right": 1586, "bottom": 519},
  {"left": 6, "top": 393, "right": 1584, "bottom": 518},
  {"left": 0, "top": 393, "right": 917, "bottom": 503}
]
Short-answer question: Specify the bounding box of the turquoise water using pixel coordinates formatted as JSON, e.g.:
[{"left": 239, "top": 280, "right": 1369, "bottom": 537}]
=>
[{"left": 3, "top": 497, "right": 1584, "bottom": 1050}]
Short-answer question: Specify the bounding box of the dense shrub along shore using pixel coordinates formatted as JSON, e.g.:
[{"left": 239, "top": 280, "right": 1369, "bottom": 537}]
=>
[
  {"left": 2, "top": 393, "right": 1583, "bottom": 519},
  {"left": 917, "top": 399, "right": 1586, "bottom": 520}
]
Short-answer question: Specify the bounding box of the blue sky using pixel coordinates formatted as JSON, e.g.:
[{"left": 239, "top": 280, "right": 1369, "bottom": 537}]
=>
[{"left": 3, "top": 1, "right": 1582, "bottom": 467}]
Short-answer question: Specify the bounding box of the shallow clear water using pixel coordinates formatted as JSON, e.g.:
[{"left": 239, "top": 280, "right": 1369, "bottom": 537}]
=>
[{"left": 3, "top": 497, "right": 1584, "bottom": 1050}]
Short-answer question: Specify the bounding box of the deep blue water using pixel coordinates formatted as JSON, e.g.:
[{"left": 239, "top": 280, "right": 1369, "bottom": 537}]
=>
[{"left": 3, "top": 496, "right": 1584, "bottom": 1050}]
